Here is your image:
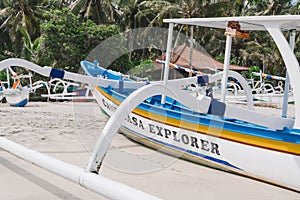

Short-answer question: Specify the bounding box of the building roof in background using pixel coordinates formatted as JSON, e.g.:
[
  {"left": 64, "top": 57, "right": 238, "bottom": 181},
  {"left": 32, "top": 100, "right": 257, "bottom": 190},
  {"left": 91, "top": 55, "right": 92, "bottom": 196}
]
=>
[{"left": 155, "top": 44, "right": 250, "bottom": 72}]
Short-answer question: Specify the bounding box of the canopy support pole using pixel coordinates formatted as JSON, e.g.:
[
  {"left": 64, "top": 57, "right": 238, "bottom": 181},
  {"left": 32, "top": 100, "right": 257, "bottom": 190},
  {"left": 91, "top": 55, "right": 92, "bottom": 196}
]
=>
[
  {"left": 221, "top": 35, "right": 232, "bottom": 102},
  {"left": 189, "top": 26, "right": 194, "bottom": 77},
  {"left": 161, "top": 23, "right": 174, "bottom": 105},
  {"left": 266, "top": 26, "right": 300, "bottom": 128},
  {"left": 282, "top": 29, "right": 296, "bottom": 118},
  {"left": 6, "top": 67, "right": 10, "bottom": 88}
]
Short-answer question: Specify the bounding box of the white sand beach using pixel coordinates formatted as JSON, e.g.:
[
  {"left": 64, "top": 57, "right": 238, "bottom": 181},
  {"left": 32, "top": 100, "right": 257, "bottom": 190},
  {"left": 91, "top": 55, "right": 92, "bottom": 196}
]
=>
[{"left": 0, "top": 101, "right": 299, "bottom": 200}]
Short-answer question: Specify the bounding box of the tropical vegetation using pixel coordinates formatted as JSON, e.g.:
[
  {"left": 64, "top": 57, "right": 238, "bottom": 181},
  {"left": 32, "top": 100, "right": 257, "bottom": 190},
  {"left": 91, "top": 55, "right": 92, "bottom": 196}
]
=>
[{"left": 0, "top": 0, "right": 299, "bottom": 78}]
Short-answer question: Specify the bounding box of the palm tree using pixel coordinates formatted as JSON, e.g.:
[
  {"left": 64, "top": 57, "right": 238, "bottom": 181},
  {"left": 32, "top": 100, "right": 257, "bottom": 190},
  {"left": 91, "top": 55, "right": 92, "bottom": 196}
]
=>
[
  {"left": 0, "top": 0, "right": 45, "bottom": 56},
  {"left": 0, "top": 0, "right": 10, "bottom": 9},
  {"left": 138, "top": 0, "right": 232, "bottom": 27},
  {"left": 42, "top": 0, "right": 74, "bottom": 9},
  {"left": 289, "top": 0, "right": 300, "bottom": 14},
  {"left": 235, "top": 0, "right": 292, "bottom": 16},
  {"left": 231, "top": 0, "right": 294, "bottom": 76},
  {"left": 19, "top": 27, "right": 40, "bottom": 62},
  {"left": 69, "top": 0, "right": 121, "bottom": 25}
]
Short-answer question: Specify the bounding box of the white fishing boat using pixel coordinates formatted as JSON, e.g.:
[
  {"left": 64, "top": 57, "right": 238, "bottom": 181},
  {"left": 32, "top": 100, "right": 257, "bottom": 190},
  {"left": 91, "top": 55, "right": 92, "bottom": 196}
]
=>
[
  {"left": 0, "top": 66, "right": 93, "bottom": 105},
  {"left": 0, "top": 82, "right": 4, "bottom": 102},
  {"left": 4, "top": 87, "right": 29, "bottom": 107},
  {"left": 0, "top": 67, "right": 33, "bottom": 107},
  {"left": 249, "top": 71, "right": 294, "bottom": 105},
  {"left": 3, "top": 78, "right": 29, "bottom": 107},
  {"left": 40, "top": 78, "right": 94, "bottom": 101},
  {"left": 0, "top": 15, "right": 299, "bottom": 196},
  {"left": 80, "top": 15, "right": 300, "bottom": 192}
]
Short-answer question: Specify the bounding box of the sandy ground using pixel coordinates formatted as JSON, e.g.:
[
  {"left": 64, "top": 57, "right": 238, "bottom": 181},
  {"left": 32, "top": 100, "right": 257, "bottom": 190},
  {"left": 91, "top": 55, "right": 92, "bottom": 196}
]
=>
[{"left": 0, "top": 101, "right": 299, "bottom": 200}]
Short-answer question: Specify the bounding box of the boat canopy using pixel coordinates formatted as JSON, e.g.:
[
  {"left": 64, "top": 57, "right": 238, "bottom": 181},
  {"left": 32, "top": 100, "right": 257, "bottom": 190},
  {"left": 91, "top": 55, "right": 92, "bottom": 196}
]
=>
[
  {"left": 163, "top": 15, "right": 300, "bottom": 31},
  {"left": 163, "top": 15, "right": 300, "bottom": 129}
]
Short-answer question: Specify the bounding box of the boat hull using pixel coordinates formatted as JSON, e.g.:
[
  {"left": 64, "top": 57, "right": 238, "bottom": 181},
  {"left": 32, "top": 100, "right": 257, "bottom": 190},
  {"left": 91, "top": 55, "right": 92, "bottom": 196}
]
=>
[
  {"left": 0, "top": 91, "right": 3, "bottom": 102},
  {"left": 93, "top": 86, "right": 300, "bottom": 192},
  {"left": 4, "top": 87, "right": 29, "bottom": 107}
]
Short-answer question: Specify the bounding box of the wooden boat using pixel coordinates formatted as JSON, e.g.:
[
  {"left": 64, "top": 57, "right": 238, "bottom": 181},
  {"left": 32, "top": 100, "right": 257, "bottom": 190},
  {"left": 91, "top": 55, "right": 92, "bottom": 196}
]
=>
[{"left": 80, "top": 15, "right": 300, "bottom": 192}]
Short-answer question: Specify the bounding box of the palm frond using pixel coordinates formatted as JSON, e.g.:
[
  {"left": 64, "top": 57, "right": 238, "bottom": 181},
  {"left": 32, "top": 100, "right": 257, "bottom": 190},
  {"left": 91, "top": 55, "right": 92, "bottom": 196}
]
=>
[{"left": 69, "top": 0, "right": 88, "bottom": 14}]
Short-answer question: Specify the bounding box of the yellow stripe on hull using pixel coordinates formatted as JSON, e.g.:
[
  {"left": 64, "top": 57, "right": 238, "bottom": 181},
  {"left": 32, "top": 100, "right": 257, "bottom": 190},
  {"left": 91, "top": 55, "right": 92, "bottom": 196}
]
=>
[{"left": 96, "top": 86, "right": 300, "bottom": 156}]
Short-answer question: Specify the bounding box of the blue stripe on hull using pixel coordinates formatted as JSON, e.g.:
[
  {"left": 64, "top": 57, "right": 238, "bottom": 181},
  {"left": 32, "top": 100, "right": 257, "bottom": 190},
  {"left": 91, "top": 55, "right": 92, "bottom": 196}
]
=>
[
  {"left": 121, "top": 126, "right": 241, "bottom": 170},
  {"left": 10, "top": 98, "right": 28, "bottom": 107},
  {"left": 97, "top": 98, "right": 238, "bottom": 170},
  {"left": 100, "top": 87, "right": 300, "bottom": 145}
]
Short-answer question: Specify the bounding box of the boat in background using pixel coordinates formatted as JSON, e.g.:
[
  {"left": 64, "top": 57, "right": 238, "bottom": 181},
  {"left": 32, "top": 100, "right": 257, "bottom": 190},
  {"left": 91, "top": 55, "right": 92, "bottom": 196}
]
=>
[
  {"left": 222, "top": 72, "right": 295, "bottom": 106},
  {"left": 0, "top": 82, "right": 4, "bottom": 102},
  {"left": 3, "top": 70, "right": 30, "bottom": 107},
  {"left": 250, "top": 71, "right": 294, "bottom": 105},
  {"left": 40, "top": 78, "right": 94, "bottom": 101},
  {"left": 0, "top": 65, "right": 94, "bottom": 106},
  {"left": 4, "top": 86, "right": 29, "bottom": 107}
]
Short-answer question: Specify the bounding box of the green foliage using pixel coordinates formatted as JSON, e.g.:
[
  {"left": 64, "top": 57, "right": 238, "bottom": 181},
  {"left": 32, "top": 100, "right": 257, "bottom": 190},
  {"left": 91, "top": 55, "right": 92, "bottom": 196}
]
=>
[
  {"left": 38, "top": 8, "right": 119, "bottom": 72},
  {"left": 19, "top": 27, "right": 40, "bottom": 62},
  {"left": 0, "top": 50, "right": 10, "bottom": 61},
  {"left": 216, "top": 54, "right": 224, "bottom": 62},
  {"left": 0, "top": 0, "right": 44, "bottom": 58},
  {"left": 0, "top": 70, "right": 7, "bottom": 82},
  {"left": 109, "top": 54, "right": 136, "bottom": 74},
  {"left": 250, "top": 66, "right": 260, "bottom": 73},
  {"left": 0, "top": 0, "right": 299, "bottom": 78},
  {"left": 129, "top": 59, "right": 155, "bottom": 79},
  {"left": 247, "top": 65, "right": 260, "bottom": 79},
  {"left": 230, "top": 57, "right": 237, "bottom": 65}
]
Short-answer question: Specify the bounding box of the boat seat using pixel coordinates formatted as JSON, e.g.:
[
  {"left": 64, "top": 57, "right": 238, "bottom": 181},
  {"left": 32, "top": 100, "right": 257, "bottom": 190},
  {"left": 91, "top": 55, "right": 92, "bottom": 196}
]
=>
[
  {"left": 224, "top": 102, "right": 294, "bottom": 130},
  {"left": 191, "top": 93, "right": 294, "bottom": 130},
  {"left": 170, "top": 100, "right": 181, "bottom": 111}
]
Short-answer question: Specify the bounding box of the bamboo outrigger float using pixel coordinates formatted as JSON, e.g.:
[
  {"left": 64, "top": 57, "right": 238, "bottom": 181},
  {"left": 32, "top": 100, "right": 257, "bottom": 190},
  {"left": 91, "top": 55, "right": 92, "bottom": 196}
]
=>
[{"left": 0, "top": 15, "right": 300, "bottom": 198}]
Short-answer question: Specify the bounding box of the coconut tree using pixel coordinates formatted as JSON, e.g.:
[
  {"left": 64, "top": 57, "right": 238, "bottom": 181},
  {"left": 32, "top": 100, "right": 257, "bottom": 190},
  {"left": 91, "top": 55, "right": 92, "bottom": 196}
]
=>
[
  {"left": 0, "top": 0, "right": 45, "bottom": 56},
  {"left": 235, "top": 0, "right": 292, "bottom": 16},
  {"left": 123, "top": 1, "right": 232, "bottom": 58},
  {"left": 289, "top": 0, "right": 300, "bottom": 14},
  {"left": 138, "top": 0, "right": 232, "bottom": 27},
  {"left": 42, "top": 0, "right": 74, "bottom": 9},
  {"left": 69, "top": 0, "right": 121, "bottom": 25},
  {"left": 231, "top": 0, "right": 294, "bottom": 77},
  {"left": 19, "top": 27, "right": 40, "bottom": 62}
]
